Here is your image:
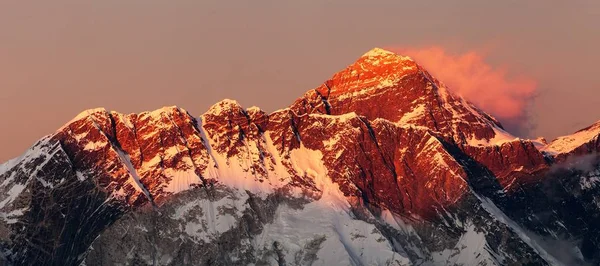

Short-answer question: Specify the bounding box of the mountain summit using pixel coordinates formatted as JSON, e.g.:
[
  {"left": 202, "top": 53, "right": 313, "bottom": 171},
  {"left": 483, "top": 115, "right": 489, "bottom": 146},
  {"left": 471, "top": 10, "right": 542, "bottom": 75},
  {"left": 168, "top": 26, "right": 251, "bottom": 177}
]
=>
[
  {"left": 1, "top": 49, "right": 599, "bottom": 265},
  {"left": 296, "top": 48, "right": 509, "bottom": 145}
]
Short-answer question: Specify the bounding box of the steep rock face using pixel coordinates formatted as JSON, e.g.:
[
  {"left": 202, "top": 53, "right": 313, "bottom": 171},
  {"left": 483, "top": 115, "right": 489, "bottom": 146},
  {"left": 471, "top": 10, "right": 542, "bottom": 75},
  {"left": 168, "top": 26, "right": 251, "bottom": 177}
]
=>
[
  {"left": 0, "top": 48, "right": 599, "bottom": 265},
  {"left": 58, "top": 108, "right": 147, "bottom": 206},
  {"left": 197, "top": 99, "right": 470, "bottom": 218},
  {"left": 291, "top": 48, "right": 503, "bottom": 144},
  {"left": 110, "top": 107, "right": 210, "bottom": 204},
  {"left": 463, "top": 140, "right": 549, "bottom": 188},
  {"left": 0, "top": 103, "right": 548, "bottom": 265},
  {"left": 290, "top": 48, "right": 550, "bottom": 191},
  {"left": 286, "top": 112, "right": 469, "bottom": 217},
  {"left": 503, "top": 121, "right": 600, "bottom": 264},
  {"left": 0, "top": 137, "right": 123, "bottom": 265},
  {"left": 59, "top": 107, "right": 209, "bottom": 206}
]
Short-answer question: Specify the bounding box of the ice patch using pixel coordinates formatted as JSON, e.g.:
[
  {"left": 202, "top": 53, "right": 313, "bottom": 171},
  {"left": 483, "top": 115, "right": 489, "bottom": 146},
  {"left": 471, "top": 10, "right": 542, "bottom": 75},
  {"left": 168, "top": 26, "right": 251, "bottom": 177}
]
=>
[
  {"left": 309, "top": 112, "right": 358, "bottom": 124},
  {"left": 162, "top": 168, "right": 202, "bottom": 193},
  {"left": 172, "top": 190, "right": 249, "bottom": 243},
  {"left": 467, "top": 127, "right": 518, "bottom": 147},
  {"left": 580, "top": 169, "right": 600, "bottom": 190},
  {"left": 0, "top": 207, "right": 28, "bottom": 224},
  {"left": 198, "top": 116, "right": 290, "bottom": 196},
  {"left": 114, "top": 148, "right": 153, "bottom": 202},
  {"left": 83, "top": 140, "right": 107, "bottom": 151},
  {"left": 432, "top": 223, "right": 501, "bottom": 265},
  {"left": 0, "top": 184, "right": 26, "bottom": 209},
  {"left": 0, "top": 157, "right": 21, "bottom": 176},
  {"left": 398, "top": 104, "right": 426, "bottom": 124}
]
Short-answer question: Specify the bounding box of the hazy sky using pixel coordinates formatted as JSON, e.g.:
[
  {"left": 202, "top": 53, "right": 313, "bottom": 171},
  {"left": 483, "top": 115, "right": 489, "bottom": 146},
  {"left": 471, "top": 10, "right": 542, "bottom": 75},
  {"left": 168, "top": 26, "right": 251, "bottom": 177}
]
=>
[{"left": 1, "top": 1, "right": 599, "bottom": 162}]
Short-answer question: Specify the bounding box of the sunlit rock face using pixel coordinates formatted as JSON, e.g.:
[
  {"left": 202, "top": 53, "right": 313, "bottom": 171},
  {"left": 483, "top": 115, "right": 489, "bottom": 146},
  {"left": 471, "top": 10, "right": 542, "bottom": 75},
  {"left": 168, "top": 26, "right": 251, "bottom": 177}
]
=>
[
  {"left": 293, "top": 48, "right": 502, "bottom": 143},
  {"left": 0, "top": 48, "right": 599, "bottom": 265},
  {"left": 292, "top": 48, "right": 551, "bottom": 190}
]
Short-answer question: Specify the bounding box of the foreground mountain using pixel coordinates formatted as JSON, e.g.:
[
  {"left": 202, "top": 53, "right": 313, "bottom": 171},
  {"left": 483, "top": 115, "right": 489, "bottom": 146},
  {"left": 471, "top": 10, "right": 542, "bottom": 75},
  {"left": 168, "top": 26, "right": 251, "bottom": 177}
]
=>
[{"left": 0, "top": 48, "right": 599, "bottom": 265}]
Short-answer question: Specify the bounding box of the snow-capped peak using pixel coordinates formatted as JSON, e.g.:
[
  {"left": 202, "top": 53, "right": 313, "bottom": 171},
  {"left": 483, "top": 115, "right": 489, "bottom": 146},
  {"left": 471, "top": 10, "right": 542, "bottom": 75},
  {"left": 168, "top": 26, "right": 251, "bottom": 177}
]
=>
[
  {"left": 361, "top": 47, "right": 399, "bottom": 58},
  {"left": 57, "top": 107, "right": 110, "bottom": 132},
  {"left": 356, "top": 47, "right": 415, "bottom": 69},
  {"left": 317, "top": 48, "right": 419, "bottom": 99},
  {"left": 302, "top": 47, "right": 510, "bottom": 147},
  {"left": 4, "top": 47, "right": 600, "bottom": 266},
  {"left": 205, "top": 99, "right": 244, "bottom": 116},
  {"left": 543, "top": 120, "right": 600, "bottom": 154},
  {"left": 138, "top": 105, "right": 187, "bottom": 119},
  {"left": 71, "top": 108, "right": 109, "bottom": 122}
]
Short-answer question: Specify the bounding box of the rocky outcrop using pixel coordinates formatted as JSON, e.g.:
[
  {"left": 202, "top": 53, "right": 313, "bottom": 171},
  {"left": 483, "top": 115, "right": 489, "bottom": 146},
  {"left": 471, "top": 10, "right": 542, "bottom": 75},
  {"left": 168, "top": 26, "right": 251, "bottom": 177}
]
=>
[{"left": 462, "top": 140, "right": 549, "bottom": 188}]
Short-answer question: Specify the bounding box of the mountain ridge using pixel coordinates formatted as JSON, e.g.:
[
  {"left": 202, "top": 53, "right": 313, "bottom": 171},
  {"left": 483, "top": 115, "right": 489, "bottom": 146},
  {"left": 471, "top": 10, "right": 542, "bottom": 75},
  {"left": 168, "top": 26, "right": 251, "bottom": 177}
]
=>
[{"left": 0, "top": 48, "right": 599, "bottom": 265}]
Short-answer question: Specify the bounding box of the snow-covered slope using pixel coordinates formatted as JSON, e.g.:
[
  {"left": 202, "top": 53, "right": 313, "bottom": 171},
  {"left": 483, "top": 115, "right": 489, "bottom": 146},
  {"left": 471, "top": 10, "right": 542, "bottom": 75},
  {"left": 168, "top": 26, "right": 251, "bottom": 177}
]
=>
[
  {"left": 543, "top": 120, "right": 600, "bottom": 155},
  {"left": 1, "top": 48, "right": 600, "bottom": 266}
]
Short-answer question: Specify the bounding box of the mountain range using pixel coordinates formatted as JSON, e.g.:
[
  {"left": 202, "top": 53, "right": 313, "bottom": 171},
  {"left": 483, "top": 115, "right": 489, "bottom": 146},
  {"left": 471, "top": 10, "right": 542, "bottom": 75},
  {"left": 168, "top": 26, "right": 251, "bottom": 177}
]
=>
[{"left": 0, "top": 48, "right": 599, "bottom": 265}]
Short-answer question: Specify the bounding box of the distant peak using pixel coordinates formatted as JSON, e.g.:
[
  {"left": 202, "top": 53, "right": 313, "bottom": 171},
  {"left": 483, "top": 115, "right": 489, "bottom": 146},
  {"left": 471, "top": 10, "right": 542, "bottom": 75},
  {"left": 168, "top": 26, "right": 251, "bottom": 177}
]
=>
[
  {"left": 576, "top": 119, "right": 600, "bottom": 133},
  {"left": 543, "top": 120, "right": 600, "bottom": 154}
]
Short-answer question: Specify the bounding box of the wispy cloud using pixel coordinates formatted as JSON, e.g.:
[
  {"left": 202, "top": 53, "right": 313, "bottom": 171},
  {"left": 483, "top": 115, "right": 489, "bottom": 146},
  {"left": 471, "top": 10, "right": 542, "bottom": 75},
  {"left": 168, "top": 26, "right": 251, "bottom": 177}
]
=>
[{"left": 391, "top": 46, "right": 537, "bottom": 133}]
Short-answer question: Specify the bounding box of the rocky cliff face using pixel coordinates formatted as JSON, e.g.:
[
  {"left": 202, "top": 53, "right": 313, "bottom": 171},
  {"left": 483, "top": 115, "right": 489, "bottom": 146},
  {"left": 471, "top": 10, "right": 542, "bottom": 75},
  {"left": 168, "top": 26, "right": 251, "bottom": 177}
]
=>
[{"left": 0, "top": 48, "right": 599, "bottom": 266}]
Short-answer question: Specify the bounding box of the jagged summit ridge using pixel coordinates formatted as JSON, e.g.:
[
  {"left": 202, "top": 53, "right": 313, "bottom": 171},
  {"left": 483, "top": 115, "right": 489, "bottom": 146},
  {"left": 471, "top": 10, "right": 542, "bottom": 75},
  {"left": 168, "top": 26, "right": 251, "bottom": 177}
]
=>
[
  {"left": 36, "top": 46, "right": 538, "bottom": 206},
  {"left": 2, "top": 47, "right": 600, "bottom": 265}
]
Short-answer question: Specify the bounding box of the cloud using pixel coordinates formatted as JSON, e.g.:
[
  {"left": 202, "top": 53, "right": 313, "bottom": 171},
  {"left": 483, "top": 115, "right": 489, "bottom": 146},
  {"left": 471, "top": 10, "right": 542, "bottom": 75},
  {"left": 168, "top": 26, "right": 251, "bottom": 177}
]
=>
[
  {"left": 390, "top": 46, "right": 537, "bottom": 132},
  {"left": 550, "top": 152, "right": 599, "bottom": 174}
]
